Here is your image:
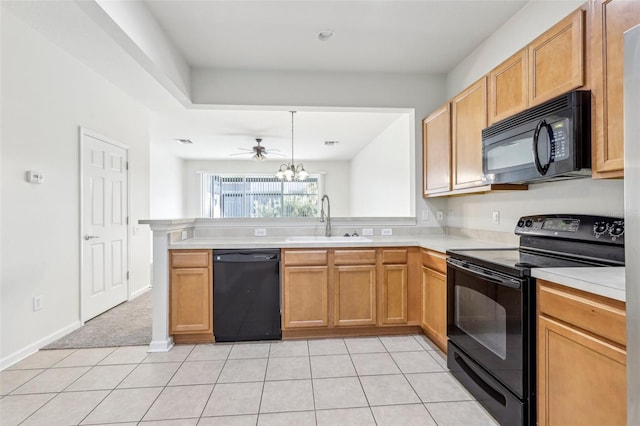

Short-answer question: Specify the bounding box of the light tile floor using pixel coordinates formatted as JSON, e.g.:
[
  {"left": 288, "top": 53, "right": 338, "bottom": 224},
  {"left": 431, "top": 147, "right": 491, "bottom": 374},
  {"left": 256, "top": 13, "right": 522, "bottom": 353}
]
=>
[{"left": 0, "top": 334, "right": 499, "bottom": 426}]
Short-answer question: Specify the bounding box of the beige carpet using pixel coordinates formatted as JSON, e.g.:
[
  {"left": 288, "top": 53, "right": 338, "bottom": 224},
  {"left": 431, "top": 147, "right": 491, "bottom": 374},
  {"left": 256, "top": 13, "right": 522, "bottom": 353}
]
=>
[{"left": 44, "top": 290, "right": 152, "bottom": 349}]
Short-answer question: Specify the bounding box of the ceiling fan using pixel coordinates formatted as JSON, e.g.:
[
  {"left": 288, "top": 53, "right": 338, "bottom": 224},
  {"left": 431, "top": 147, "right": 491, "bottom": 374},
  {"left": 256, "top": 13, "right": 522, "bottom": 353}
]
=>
[{"left": 231, "top": 138, "right": 285, "bottom": 161}]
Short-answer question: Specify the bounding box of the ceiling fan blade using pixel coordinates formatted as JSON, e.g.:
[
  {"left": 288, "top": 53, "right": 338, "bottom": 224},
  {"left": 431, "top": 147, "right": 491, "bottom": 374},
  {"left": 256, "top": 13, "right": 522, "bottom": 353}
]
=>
[
  {"left": 230, "top": 152, "right": 251, "bottom": 156},
  {"left": 264, "top": 151, "right": 286, "bottom": 157}
]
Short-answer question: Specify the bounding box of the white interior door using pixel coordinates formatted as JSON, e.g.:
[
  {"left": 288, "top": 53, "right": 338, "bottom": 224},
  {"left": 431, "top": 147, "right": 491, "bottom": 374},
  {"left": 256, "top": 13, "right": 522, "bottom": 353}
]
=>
[{"left": 81, "top": 129, "right": 129, "bottom": 322}]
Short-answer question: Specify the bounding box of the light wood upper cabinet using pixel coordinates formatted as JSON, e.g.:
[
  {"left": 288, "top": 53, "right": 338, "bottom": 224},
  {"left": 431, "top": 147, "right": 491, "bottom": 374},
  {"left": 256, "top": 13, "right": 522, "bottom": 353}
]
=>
[
  {"left": 423, "top": 103, "right": 451, "bottom": 196},
  {"left": 537, "top": 280, "right": 626, "bottom": 426},
  {"left": 488, "top": 49, "right": 528, "bottom": 125},
  {"left": 169, "top": 250, "right": 213, "bottom": 340},
  {"left": 452, "top": 77, "right": 487, "bottom": 190},
  {"left": 529, "top": 9, "right": 585, "bottom": 106},
  {"left": 590, "top": 0, "right": 640, "bottom": 178}
]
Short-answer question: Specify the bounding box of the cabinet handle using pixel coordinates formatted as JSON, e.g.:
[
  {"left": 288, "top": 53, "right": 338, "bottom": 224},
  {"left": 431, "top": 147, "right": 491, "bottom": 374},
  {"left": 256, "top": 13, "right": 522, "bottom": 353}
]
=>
[{"left": 84, "top": 235, "right": 100, "bottom": 240}]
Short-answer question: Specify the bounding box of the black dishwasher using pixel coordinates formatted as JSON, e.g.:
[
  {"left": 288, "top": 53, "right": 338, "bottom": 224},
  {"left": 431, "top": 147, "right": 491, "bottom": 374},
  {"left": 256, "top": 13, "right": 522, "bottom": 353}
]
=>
[{"left": 213, "top": 249, "right": 281, "bottom": 342}]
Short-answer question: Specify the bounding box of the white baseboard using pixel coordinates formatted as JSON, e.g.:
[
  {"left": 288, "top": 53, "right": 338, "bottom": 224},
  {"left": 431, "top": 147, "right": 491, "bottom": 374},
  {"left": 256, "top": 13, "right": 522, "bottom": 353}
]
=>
[
  {"left": 130, "top": 285, "right": 151, "bottom": 301},
  {"left": 0, "top": 321, "right": 83, "bottom": 371},
  {"left": 148, "top": 337, "right": 174, "bottom": 353}
]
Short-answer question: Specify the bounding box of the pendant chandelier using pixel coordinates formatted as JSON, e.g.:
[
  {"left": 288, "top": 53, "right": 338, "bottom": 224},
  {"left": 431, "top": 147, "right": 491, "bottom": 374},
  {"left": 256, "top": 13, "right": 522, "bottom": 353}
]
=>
[{"left": 276, "top": 111, "right": 308, "bottom": 181}]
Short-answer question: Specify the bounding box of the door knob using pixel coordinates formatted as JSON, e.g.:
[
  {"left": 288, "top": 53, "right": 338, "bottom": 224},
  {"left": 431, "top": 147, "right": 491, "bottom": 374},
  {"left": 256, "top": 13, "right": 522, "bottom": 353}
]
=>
[{"left": 84, "top": 235, "right": 99, "bottom": 240}]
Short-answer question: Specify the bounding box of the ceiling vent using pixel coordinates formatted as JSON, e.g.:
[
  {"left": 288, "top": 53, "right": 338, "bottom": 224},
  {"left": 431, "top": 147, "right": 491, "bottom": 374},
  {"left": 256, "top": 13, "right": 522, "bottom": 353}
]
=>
[
  {"left": 176, "top": 139, "right": 193, "bottom": 145},
  {"left": 324, "top": 140, "right": 340, "bottom": 146}
]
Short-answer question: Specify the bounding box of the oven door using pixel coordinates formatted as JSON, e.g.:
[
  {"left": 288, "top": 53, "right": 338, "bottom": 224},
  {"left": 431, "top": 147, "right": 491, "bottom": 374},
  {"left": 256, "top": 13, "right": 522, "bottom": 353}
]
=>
[{"left": 446, "top": 257, "right": 527, "bottom": 397}]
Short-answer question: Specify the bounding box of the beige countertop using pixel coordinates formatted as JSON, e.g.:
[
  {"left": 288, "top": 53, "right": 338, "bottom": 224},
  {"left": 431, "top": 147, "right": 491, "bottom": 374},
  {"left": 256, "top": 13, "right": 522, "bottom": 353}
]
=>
[
  {"left": 169, "top": 235, "right": 625, "bottom": 302},
  {"left": 532, "top": 267, "right": 625, "bottom": 302},
  {"left": 168, "top": 234, "right": 515, "bottom": 252}
]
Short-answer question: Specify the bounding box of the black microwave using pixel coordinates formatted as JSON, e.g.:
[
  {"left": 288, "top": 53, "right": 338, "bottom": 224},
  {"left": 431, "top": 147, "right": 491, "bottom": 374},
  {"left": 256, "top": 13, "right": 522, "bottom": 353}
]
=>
[{"left": 482, "top": 90, "right": 591, "bottom": 184}]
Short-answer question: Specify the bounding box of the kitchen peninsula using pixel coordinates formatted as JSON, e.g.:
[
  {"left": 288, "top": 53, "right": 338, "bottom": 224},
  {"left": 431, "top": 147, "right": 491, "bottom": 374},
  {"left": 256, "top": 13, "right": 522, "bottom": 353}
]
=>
[{"left": 141, "top": 218, "right": 624, "bottom": 353}]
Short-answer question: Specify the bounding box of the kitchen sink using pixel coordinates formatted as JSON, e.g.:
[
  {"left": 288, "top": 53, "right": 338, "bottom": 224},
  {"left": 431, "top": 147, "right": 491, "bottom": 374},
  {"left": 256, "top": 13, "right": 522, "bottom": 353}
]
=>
[{"left": 285, "top": 235, "right": 372, "bottom": 243}]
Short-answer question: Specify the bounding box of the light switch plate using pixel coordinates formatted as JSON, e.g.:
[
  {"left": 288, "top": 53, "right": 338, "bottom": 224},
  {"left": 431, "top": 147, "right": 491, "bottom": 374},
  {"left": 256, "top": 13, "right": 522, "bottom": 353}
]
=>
[
  {"left": 362, "top": 228, "right": 374, "bottom": 236},
  {"left": 436, "top": 211, "right": 444, "bottom": 221},
  {"left": 255, "top": 228, "right": 267, "bottom": 237},
  {"left": 492, "top": 210, "right": 500, "bottom": 225},
  {"left": 26, "top": 171, "right": 44, "bottom": 184},
  {"left": 381, "top": 228, "right": 393, "bottom": 236},
  {"left": 421, "top": 210, "right": 429, "bottom": 221}
]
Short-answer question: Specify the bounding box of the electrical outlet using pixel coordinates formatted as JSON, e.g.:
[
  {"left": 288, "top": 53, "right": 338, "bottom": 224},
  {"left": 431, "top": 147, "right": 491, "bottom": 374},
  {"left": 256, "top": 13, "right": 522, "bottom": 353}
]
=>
[
  {"left": 362, "top": 228, "right": 374, "bottom": 236},
  {"left": 33, "top": 295, "right": 43, "bottom": 311},
  {"left": 421, "top": 210, "right": 429, "bottom": 221},
  {"left": 436, "top": 210, "right": 444, "bottom": 221},
  {"left": 254, "top": 228, "right": 267, "bottom": 237},
  {"left": 181, "top": 230, "right": 188, "bottom": 240},
  {"left": 381, "top": 228, "right": 393, "bottom": 236},
  {"left": 492, "top": 210, "right": 500, "bottom": 225}
]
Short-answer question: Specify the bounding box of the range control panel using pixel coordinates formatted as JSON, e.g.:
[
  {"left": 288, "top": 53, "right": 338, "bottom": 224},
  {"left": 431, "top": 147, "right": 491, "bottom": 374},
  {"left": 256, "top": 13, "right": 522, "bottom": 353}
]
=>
[{"left": 515, "top": 214, "right": 624, "bottom": 244}]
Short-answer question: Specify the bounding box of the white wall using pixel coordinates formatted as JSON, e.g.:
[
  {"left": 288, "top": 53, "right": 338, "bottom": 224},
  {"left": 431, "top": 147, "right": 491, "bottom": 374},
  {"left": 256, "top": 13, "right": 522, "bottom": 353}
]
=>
[
  {"left": 0, "top": 11, "right": 151, "bottom": 366},
  {"left": 351, "top": 115, "right": 411, "bottom": 216},
  {"left": 150, "top": 144, "right": 184, "bottom": 218},
  {"left": 182, "top": 160, "right": 351, "bottom": 217},
  {"left": 444, "top": 0, "right": 625, "bottom": 231},
  {"left": 192, "top": 68, "right": 447, "bottom": 226}
]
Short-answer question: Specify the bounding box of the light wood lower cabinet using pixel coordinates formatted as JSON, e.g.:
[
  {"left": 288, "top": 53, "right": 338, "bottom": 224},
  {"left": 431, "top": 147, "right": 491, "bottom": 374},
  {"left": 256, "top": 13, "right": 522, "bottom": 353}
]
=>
[
  {"left": 537, "top": 280, "right": 626, "bottom": 426},
  {"left": 283, "top": 265, "right": 329, "bottom": 328},
  {"left": 334, "top": 265, "right": 377, "bottom": 326},
  {"left": 420, "top": 249, "right": 447, "bottom": 352},
  {"left": 169, "top": 250, "right": 213, "bottom": 343},
  {"left": 282, "top": 248, "right": 414, "bottom": 334}
]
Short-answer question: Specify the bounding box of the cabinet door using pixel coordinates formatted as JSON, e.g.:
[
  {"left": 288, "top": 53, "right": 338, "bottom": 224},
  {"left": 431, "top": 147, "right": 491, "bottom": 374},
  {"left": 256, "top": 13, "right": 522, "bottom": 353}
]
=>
[
  {"left": 421, "top": 266, "right": 447, "bottom": 352},
  {"left": 529, "top": 9, "right": 585, "bottom": 106},
  {"left": 334, "top": 265, "right": 377, "bottom": 326},
  {"left": 423, "top": 103, "right": 451, "bottom": 196},
  {"left": 170, "top": 267, "right": 212, "bottom": 334},
  {"left": 380, "top": 264, "right": 408, "bottom": 325},
  {"left": 538, "top": 316, "right": 626, "bottom": 426},
  {"left": 591, "top": 0, "right": 640, "bottom": 177},
  {"left": 488, "top": 48, "right": 528, "bottom": 125},
  {"left": 452, "top": 77, "right": 487, "bottom": 190},
  {"left": 283, "top": 266, "right": 329, "bottom": 328}
]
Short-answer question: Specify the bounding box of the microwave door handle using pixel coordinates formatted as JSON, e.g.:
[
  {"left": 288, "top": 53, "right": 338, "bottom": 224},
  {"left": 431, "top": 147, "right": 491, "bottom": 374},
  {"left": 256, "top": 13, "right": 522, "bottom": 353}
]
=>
[
  {"left": 533, "top": 119, "right": 552, "bottom": 175},
  {"left": 447, "top": 258, "right": 522, "bottom": 289}
]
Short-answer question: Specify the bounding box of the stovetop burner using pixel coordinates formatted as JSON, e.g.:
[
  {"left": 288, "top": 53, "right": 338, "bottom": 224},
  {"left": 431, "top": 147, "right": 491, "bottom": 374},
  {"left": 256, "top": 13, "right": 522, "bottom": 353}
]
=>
[{"left": 447, "top": 214, "right": 625, "bottom": 276}]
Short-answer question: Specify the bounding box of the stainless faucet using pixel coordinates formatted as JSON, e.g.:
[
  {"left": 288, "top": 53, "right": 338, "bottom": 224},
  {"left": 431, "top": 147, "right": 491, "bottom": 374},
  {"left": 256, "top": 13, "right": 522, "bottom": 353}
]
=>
[{"left": 319, "top": 194, "right": 331, "bottom": 237}]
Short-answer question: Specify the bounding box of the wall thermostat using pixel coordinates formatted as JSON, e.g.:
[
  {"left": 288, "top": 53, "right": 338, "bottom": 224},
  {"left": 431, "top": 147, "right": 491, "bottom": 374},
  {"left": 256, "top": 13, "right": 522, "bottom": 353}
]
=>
[{"left": 26, "top": 171, "right": 44, "bottom": 184}]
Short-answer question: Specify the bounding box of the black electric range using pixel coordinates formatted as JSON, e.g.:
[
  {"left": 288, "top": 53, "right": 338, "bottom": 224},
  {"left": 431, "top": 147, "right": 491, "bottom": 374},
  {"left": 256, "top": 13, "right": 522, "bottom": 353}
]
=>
[{"left": 445, "top": 214, "right": 624, "bottom": 426}]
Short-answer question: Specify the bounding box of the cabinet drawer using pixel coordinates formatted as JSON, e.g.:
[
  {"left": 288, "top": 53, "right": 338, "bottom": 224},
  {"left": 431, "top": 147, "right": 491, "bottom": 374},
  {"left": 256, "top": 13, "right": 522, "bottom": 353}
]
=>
[
  {"left": 421, "top": 249, "right": 446, "bottom": 274},
  {"left": 334, "top": 249, "right": 376, "bottom": 265},
  {"left": 538, "top": 280, "right": 626, "bottom": 347},
  {"left": 382, "top": 249, "right": 408, "bottom": 264},
  {"left": 171, "top": 250, "right": 211, "bottom": 268},
  {"left": 283, "top": 250, "right": 328, "bottom": 266}
]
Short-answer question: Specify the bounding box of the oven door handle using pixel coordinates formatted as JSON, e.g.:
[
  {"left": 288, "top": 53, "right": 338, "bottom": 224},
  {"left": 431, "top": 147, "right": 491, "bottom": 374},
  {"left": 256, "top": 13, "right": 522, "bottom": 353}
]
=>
[{"left": 446, "top": 258, "right": 522, "bottom": 289}]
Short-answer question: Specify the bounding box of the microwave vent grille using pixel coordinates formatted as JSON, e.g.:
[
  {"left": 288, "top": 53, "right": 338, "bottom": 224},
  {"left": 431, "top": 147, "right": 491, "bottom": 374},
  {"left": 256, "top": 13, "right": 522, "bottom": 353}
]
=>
[{"left": 482, "top": 91, "right": 586, "bottom": 139}]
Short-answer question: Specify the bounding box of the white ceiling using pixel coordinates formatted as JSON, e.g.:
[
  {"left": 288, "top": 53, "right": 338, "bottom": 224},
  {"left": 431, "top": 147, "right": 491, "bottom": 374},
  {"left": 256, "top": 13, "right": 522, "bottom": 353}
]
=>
[
  {"left": 4, "top": 0, "right": 529, "bottom": 161},
  {"left": 143, "top": 0, "right": 526, "bottom": 160},
  {"left": 153, "top": 108, "right": 406, "bottom": 161},
  {"left": 144, "top": 0, "right": 527, "bottom": 74}
]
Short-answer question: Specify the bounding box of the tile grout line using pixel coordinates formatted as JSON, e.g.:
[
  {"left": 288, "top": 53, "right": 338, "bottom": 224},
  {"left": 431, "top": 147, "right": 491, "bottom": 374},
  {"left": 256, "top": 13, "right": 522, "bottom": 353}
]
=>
[
  {"left": 306, "top": 339, "right": 318, "bottom": 426},
  {"left": 345, "top": 336, "right": 378, "bottom": 424},
  {"left": 69, "top": 347, "right": 153, "bottom": 425},
  {"left": 16, "top": 347, "right": 122, "bottom": 425},
  {"left": 197, "top": 343, "right": 233, "bottom": 423},
  {"left": 137, "top": 344, "right": 200, "bottom": 422}
]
